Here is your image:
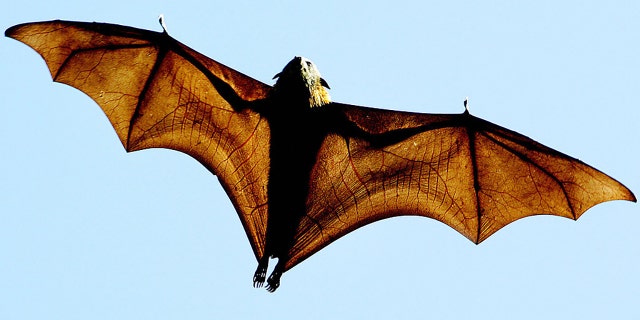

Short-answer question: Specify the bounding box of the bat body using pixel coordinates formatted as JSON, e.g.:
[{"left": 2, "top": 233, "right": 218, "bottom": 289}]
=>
[{"left": 6, "top": 20, "right": 635, "bottom": 292}]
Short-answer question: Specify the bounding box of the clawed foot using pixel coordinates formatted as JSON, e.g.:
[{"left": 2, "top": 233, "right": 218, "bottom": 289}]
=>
[
  {"left": 253, "top": 264, "right": 267, "bottom": 288},
  {"left": 253, "top": 257, "right": 284, "bottom": 292},
  {"left": 266, "top": 270, "right": 281, "bottom": 292}
]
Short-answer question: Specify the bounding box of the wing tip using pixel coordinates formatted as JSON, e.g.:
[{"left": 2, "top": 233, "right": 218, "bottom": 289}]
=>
[
  {"left": 5, "top": 20, "right": 56, "bottom": 37},
  {"left": 607, "top": 180, "right": 636, "bottom": 203},
  {"left": 625, "top": 190, "right": 637, "bottom": 203},
  {"left": 5, "top": 23, "right": 24, "bottom": 38},
  {"left": 5, "top": 21, "right": 64, "bottom": 44}
]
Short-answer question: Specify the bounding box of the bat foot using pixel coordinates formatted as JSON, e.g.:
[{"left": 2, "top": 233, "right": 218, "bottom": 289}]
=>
[
  {"left": 266, "top": 270, "right": 281, "bottom": 293},
  {"left": 265, "top": 258, "right": 284, "bottom": 292},
  {"left": 253, "top": 262, "right": 268, "bottom": 288}
]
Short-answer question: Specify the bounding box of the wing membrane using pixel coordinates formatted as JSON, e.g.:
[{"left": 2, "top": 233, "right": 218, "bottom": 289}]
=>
[{"left": 6, "top": 20, "right": 273, "bottom": 260}]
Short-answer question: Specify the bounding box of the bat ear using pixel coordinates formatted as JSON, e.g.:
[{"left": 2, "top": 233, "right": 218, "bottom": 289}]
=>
[
  {"left": 272, "top": 72, "right": 281, "bottom": 80},
  {"left": 321, "top": 78, "right": 330, "bottom": 89}
]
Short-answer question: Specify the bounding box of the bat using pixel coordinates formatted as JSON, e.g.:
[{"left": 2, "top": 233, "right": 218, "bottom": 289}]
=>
[{"left": 6, "top": 19, "right": 635, "bottom": 292}]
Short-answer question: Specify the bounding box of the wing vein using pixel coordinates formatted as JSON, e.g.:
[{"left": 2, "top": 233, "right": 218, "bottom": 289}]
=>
[
  {"left": 478, "top": 131, "right": 576, "bottom": 219},
  {"left": 126, "top": 44, "right": 169, "bottom": 149},
  {"left": 55, "top": 43, "right": 154, "bottom": 82},
  {"left": 467, "top": 126, "right": 483, "bottom": 244}
]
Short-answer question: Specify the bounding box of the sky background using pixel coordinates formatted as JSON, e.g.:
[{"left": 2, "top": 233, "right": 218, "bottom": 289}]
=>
[{"left": 1, "top": 1, "right": 638, "bottom": 319}]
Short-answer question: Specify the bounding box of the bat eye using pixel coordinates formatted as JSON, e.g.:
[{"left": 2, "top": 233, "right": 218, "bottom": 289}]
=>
[{"left": 306, "top": 61, "right": 313, "bottom": 67}]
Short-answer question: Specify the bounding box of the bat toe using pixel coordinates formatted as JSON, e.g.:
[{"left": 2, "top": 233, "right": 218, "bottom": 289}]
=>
[
  {"left": 253, "top": 264, "right": 267, "bottom": 288},
  {"left": 266, "top": 271, "right": 281, "bottom": 293}
]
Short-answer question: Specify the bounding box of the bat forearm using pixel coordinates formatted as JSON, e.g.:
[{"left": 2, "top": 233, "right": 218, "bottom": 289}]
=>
[{"left": 344, "top": 117, "right": 463, "bottom": 148}]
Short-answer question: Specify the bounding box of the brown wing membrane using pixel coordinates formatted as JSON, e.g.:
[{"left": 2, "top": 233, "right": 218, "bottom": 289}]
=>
[
  {"left": 285, "top": 104, "right": 635, "bottom": 270},
  {"left": 7, "top": 20, "right": 635, "bottom": 283},
  {"left": 6, "top": 20, "right": 272, "bottom": 261}
]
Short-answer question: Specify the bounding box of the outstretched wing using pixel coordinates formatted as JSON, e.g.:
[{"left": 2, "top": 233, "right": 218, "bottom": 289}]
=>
[
  {"left": 284, "top": 103, "right": 635, "bottom": 270},
  {"left": 6, "top": 20, "right": 272, "bottom": 261}
]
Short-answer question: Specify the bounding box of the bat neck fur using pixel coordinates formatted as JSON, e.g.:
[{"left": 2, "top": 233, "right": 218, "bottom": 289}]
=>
[{"left": 271, "top": 57, "right": 331, "bottom": 108}]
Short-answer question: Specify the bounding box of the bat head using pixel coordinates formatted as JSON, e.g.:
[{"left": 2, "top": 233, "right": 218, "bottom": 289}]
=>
[{"left": 272, "top": 56, "right": 331, "bottom": 108}]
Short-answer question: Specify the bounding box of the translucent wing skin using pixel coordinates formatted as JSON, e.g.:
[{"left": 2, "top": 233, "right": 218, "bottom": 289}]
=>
[
  {"left": 6, "top": 20, "right": 273, "bottom": 261},
  {"left": 7, "top": 20, "right": 635, "bottom": 277},
  {"left": 284, "top": 103, "right": 636, "bottom": 270}
]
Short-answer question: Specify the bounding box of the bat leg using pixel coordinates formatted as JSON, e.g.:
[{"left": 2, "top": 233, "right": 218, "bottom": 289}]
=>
[
  {"left": 253, "top": 256, "right": 269, "bottom": 288},
  {"left": 265, "top": 258, "right": 286, "bottom": 293}
]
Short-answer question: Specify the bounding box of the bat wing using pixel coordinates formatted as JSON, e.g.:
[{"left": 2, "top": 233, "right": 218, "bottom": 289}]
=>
[
  {"left": 6, "top": 20, "right": 272, "bottom": 261},
  {"left": 285, "top": 103, "right": 636, "bottom": 270}
]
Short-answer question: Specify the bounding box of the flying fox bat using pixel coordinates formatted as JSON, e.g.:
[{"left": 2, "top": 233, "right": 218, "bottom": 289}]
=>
[{"left": 5, "top": 19, "right": 635, "bottom": 292}]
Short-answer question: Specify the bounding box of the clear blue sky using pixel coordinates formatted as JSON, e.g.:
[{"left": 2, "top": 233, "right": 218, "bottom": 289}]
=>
[{"left": 1, "top": 1, "right": 638, "bottom": 319}]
